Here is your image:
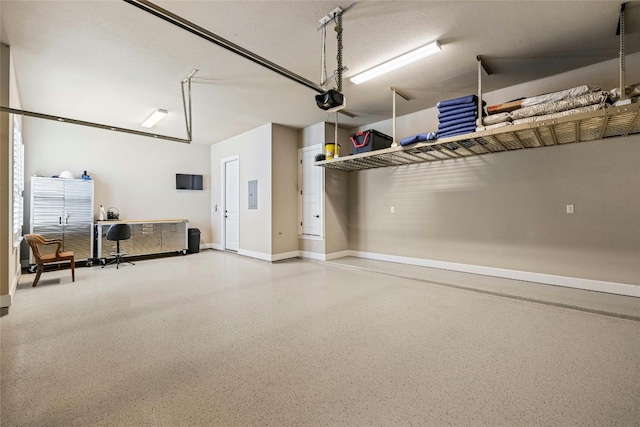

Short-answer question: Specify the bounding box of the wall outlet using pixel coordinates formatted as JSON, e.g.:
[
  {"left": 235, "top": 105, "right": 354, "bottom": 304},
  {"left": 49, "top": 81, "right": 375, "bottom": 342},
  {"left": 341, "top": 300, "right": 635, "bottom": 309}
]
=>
[
  {"left": 390, "top": 206, "right": 395, "bottom": 213},
  {"left": 566, "top": 204, "right": 575, "bottom": 214}
]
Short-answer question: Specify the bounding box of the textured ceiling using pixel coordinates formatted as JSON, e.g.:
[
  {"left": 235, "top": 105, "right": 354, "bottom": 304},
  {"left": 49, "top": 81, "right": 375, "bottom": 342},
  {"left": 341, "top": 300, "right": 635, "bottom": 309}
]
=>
[{"left": 1, "top": 1, "right": 639, "bottom": 145}]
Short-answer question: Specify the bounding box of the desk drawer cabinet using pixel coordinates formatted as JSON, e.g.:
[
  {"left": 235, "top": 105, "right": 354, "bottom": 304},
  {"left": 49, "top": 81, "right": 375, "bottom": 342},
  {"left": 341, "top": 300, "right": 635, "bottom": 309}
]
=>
[
  {"left": 162, "top": 223, "right": 187, "bottom": 252},
  {"left": 96, "top": 220, "right": 188, "bottom": 261},
  {"left": 132, "top": 224, "right": 162, "bottom": 256}
]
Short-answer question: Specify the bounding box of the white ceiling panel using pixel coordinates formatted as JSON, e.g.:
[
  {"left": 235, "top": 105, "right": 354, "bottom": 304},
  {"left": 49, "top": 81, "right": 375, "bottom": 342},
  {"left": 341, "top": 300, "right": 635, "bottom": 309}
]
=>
[{"left": 1, "top": 1, "right": 638, "bottom": 144}]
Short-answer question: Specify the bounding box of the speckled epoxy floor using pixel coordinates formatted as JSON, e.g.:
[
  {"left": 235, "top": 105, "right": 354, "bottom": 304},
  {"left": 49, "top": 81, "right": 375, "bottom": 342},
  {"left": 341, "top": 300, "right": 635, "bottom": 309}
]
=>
[{"left": 2, "top": 250, "right": 639, "bottom": 426}]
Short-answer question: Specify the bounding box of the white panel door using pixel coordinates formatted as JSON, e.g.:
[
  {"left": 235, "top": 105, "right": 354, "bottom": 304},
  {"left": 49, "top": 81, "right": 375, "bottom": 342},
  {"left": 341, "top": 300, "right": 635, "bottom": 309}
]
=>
[
  {"left": 300, "top": 146, "right": 323, "bottom": 236},
  {"left": 224, "top": 158, "right": 239, "bottom": 251}
]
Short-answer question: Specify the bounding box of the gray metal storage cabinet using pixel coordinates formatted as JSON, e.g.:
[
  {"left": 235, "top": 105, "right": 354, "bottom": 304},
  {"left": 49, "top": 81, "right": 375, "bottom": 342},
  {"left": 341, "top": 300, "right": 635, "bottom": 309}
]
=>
[
  {"left": 30, "top": 177, "right": 94, "bottom": 265},
  {"left": 96, "top": 220, "right": 188, "bottom": 262}
]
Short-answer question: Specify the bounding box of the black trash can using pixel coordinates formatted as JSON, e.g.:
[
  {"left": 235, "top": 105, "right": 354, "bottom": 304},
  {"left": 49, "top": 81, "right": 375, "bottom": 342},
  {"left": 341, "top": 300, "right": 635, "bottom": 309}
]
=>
[{"left": 188, "top": 228, "right": 201, "bottom": 254}]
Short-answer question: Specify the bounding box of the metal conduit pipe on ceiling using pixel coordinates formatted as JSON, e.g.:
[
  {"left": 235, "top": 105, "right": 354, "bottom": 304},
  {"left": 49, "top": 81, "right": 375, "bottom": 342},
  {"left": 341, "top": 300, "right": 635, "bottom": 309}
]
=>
[{"left": 0, "top": 106, "right": 191, "bottom": 144}]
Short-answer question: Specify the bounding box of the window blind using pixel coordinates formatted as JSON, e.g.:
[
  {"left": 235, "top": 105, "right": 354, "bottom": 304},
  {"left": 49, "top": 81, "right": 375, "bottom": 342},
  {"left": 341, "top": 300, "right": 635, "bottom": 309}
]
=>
[{"left": 12, "top": 115, "right": 24, "bottom": 246}]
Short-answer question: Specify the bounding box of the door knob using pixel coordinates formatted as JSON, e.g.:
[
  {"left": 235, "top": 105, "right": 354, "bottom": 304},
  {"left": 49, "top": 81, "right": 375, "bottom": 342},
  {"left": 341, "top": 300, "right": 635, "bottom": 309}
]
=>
[{"left": 314, "top": 215, "right": 320, "bottom": 218}]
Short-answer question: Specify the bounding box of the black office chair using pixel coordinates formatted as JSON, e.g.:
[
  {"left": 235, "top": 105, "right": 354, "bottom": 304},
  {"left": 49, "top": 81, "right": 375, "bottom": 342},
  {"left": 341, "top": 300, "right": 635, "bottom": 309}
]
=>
[{"left": 102, "top": 224, "right": 134, "bottom": 269}]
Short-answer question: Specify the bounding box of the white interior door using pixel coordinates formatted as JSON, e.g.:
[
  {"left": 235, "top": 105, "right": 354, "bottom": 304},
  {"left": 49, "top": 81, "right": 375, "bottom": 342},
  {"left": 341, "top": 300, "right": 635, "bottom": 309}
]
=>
[
  {"left": 299, "top": 145, "right": 323, "bottom": 236},
  {"left": 224, "top": 158, "right": 239, "bottom": 251}
]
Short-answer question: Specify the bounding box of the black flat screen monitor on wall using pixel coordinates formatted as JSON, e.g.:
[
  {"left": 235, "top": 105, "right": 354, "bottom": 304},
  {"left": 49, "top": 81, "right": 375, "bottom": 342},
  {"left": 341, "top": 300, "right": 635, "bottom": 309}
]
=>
[{"left": 176, "top": 174, "right": 203, "bottom": 190}]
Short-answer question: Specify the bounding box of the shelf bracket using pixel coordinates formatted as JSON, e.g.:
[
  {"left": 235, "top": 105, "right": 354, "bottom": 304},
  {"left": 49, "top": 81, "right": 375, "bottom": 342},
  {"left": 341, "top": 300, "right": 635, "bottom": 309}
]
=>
[
  {"left": 391, "top": 87, "right": 411, "bottom": 147},
  {"left": 532, "top": 128, "right": 544, "bottom": 147},
  {"left": 548, "top": 125, "right": 558, "bottom": 145},
  {"left": 508, "top": 132, "right": 526, "bottom": 149},
  {"left": 484, "top": 135, "right": 508, "bottom": 151},
  {"left": 619, "top": 3, "right": 626, "bottom": 101},
  {"left": 476, "top": 56, "right": 485, "bottom": 127},
  {"left": 623, "top": 110, "right": 639, "bottom": 136},
  {"left": 451, "top": 141, "right": 478, "bottom": 156},
  {"left": 470, "top": 137, "right": 493, "bottom": 153}
]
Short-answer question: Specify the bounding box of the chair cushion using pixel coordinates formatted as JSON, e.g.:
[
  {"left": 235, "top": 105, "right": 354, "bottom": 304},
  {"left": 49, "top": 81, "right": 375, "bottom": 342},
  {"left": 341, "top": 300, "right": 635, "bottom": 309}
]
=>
[{"left": 40, "top": 252, "right": 74, "bottom": 262}]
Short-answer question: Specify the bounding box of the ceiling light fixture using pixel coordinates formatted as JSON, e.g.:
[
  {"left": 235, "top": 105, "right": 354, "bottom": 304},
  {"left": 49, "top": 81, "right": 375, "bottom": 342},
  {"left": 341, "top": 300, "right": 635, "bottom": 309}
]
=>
[
  {"left": 350, "top": 41, "right": 441, "bottom": 85},
  {"left": 141, "top": 109, "right": 168, "bottom": 128}
]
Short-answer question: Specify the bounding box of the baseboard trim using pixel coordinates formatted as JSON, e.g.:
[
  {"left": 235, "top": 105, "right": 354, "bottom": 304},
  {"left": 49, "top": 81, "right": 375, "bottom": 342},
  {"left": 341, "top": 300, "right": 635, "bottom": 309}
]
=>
[
  {"left": 272, "top": 251, "right": 300, "bottom": 262},
  {"left": 349, "top": 251, "right": 639, "bottom": 298},
  {"left": 238, "top": 249, "right": 300, "bottom": 262},
  {"left": 1, "top": 270, "right": 20, "bottom": 308},
  {"left": 299, "top": 251, "right": 325, "bottom": 261},
  {"left": 237, "top": 250, "right": 301, "bottom": 262},
  {"left": 202, "top": 243, "right": 221, "bottom": 250},
  {"left": 234, "top": 250, "right": 350, "bottom": 262},
  {"left": 299, "top": 250, "right": 351, "bottom": 261},
  {"left": 199, "top": 246, "right": 637, "bottom": 297},
  {"left": 211, "top": 247, "right": 299, "bottom": 262},
  {"left": 237, "top": 249, "right": 272, "bottom": 261},
  {"left": 1, "top": 294, "right": 12, "bottom": 308},
  {"left": 326, "top": 250, "right": 352, "bottom": 261}
]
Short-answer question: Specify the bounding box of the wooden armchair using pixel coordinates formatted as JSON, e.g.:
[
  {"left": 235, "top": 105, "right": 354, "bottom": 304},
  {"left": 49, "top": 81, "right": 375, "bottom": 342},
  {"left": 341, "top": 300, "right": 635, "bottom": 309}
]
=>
[{"left": 25, "top": 234, "right": 75, "bottom": 287}]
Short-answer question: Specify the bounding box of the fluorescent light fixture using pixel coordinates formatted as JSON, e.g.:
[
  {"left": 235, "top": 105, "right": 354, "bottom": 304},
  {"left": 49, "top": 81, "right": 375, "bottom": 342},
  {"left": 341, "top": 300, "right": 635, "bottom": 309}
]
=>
[
  {"left": 350, "top": 41, "right": 441, "bottom": 85},
  {"left": 141, "top": 109, "right": 168, "bottom": 128}
]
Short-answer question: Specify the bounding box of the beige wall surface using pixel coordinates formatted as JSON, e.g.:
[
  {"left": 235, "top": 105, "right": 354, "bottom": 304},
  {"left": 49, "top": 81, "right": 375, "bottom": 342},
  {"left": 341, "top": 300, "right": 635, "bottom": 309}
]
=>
[
  {"left": 299, "top": 122, "right": 326, "bottom": 149},
  {"left": 348, "top": 53, "right": 640, "bottom": 285},
  {"left": 271, "top": 124, "right": 299, "bottom": 256},
  {"left": 324, "top": 124, "right": 351, "bottom": 256},
  {"left": 298, "top": 122, "right": 351, "bottom": 257},
  {"left": 324, "top": 168, "right": 350, "bottom": 255},
  {"left": 210, "top": 123, "right": 272, "bottom": 255},
  {"left": 349, "top": 133, "right": 640, "bottom": 285},
  {"left": 22, "top": 119, "right": 212, "bottom": 246}
]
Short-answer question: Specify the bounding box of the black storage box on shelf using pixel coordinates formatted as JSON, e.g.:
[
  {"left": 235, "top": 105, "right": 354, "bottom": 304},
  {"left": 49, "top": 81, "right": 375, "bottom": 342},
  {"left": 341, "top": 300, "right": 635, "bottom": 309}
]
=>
[{"left": 350, "top": 129, "right": 393, "bottom": 154}]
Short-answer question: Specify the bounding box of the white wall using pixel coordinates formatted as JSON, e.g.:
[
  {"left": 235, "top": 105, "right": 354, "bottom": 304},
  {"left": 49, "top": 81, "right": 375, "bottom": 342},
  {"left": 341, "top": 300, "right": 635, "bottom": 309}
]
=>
[
  {"left": 23, "top": 119, "right": 212, "bottom": 247},
  {"left": 210, "top": 123, "right": 272, "bottom": 256}
]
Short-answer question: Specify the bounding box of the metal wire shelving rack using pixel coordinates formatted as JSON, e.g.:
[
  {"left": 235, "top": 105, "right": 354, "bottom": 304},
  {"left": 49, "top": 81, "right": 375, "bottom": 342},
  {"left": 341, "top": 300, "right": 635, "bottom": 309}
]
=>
[{"left": 315, "top": 102, "right": 640, "bottom": 172}]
